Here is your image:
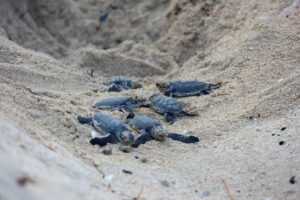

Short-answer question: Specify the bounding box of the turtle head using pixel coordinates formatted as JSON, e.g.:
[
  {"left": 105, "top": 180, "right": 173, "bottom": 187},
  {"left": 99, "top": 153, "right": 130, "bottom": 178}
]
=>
[
  {"left": 131, "top": 81, "right": 142, "bottom": 89},
  {"left": 155, "top": 81, "right": 171, "bottom": 93},
  {"left": 149, "top": 93, "right": 160, "bottom": 101},
  {"left": 119, "top": 130, "right": 134, "bottom": 144},
  {"left": 132, "top": 95, "right": 146, "bottom": 104},
  {"left": 108, "top": 84, "right": 122, "bottom": 92},
  {"left": 152, "top": 126, "right": 167, "bottom": 142},
  {"left": 208, "top": 83, "right": 221, "bottom": 90}
]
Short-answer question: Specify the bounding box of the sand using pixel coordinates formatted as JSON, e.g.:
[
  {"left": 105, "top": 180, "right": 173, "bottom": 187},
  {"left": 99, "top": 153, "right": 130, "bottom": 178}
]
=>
[{"left": 0, "top": 0, "right": 299, "bottom": 199}]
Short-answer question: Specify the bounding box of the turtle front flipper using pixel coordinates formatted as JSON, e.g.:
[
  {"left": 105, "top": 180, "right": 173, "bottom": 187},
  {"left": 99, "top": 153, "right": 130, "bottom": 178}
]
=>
[
  {"left": 199, "top": 90, "right": 210, "bottom": 95},
  {"left": 118, "top": 106, "right": 135, "bottom": 119},
  {"left": 77, "top": 116, "right": 93, "bottom": 125},
  {"left": 90, "top": 134, "right": 118, "bottom": 146},
  {"left": 164, "top": 112, "right": 177, "bottom": 124},
  {"left": 164, "top": 90, "right": 173, "bottom": 97},
  {"left": 131, "top": 132, "right": 151, "bottom": 148},
  {"left": 167, "top": 133, "right": 199, "bottom": 143}
]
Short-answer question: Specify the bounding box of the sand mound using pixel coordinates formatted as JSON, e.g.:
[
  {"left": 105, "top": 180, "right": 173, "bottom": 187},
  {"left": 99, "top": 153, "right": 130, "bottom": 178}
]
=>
[
  {"left": 0, "top": 0, "right": 169, "bottom": 58},
  {"left": 67, "top": 46, "right": 166, "bottom": 77},
  {"left": 0, "top": 0, "right": 299, "bottom": 199}
]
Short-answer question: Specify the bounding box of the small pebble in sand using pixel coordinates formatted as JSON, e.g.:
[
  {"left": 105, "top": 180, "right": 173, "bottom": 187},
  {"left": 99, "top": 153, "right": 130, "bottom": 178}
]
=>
[
  {"left": 281, "top": 127, "right": 287, "bottom": 131},
  {"left": 105, "top": 174, "right": 114, "bottom": 182},
  {"left": 70, "top": 100, "right": 78, "bottom": 105},
  {"left": 141, "top": 157, "right": 148, "bottom": 163},
  {"left": 160, "top": 180, "right": 170, "bottom": 187},
  {"left": 116, "top": 38, "right": 123, "bottom": 44},
  {"left": 17, "top": 176, "right": 35, "bottom": 186},
  {"left": 102, "top": 146, "right": 112, "bottom": 155},
  {"left": 289, "top": 176, "right": 296, "bottom": 184},
  {"left": 122, "top": 169, "right": 132, "bottom": 175},
  {"left": 202, "top": 190, "right": 210, "bottom": 196},
  {"left": 99, "top": 12, "right": 109, "bottom": 22},
  {"left": 279, "top": 141, "right": 285, "bottom": 146},
  {"left": 93, "top": 160, "right": 100, "bottom": 167},
  {"left": 119, "top": 145, "right": 132, "bottom": 153},
  {"left": 16, "top": 58, "right": 22, "bottom": 64}
]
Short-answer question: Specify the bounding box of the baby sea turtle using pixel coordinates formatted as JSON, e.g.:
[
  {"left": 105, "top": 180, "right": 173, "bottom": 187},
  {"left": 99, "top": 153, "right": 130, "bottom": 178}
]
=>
[
  {"left": 93, "top": 96, "right": 146, "bottom": 118},
  {"left": 129, "top": 115, "right": 199, "bottom": 148},
  {"left": 147, "top": 93, "right": 198, "bottom": 123},
  {"left": 106, "top": 76, "right": 142, "bottom": 92},
  {"left": 156, "top": 80, "right": 220, "bottom": 97},
  {"left": 129, "top": 115, "right": 167, "bottom": 146},
  {"left": 77, "top": 113, "right": 134, "bottom": 146}
]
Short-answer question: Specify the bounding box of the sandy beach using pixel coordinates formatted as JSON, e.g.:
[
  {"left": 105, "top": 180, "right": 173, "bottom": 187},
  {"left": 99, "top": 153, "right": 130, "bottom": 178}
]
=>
[{"left": 0, "top": 0, "right": 299, "bottom": 199}]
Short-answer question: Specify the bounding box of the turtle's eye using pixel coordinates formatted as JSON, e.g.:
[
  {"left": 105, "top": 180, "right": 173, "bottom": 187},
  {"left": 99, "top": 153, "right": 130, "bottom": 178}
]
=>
[
  {"left": 161, "top": 133, "right": 167, "bottom": 138},
  {"left": 121, "top": 134, "right": 128, "bottom": 141},
  {"left": 156, "top": 83, "right": 163, "bottom": 88},
  {"left": 121, "top": 131, "right": 134, "bottom": 142}
]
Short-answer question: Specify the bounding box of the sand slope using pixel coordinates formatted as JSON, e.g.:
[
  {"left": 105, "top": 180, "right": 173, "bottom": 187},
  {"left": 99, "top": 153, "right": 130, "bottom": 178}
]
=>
[{"left": 0, "top": 0, "right": 299, "bottom": 199}]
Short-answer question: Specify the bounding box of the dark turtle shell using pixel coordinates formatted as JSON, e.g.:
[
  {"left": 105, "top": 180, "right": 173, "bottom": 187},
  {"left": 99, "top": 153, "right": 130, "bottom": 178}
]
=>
[
  {"left": 129, "top": 115, "right": 160, "bottom": 130},
  {"left": 93, "top": 97, "right": 131, "bottom": 109},
  {"left": 150, "top": 93, "right": 183, "bottom": 114},
  {"left": 92, "top": 113, "right": 128, "bottom": 136},
  {"left": 156, "top": 80, "right": 220, "bottom": 97},
  {"left": 171, "top": 81, "right": 209, "bottom": 96}
]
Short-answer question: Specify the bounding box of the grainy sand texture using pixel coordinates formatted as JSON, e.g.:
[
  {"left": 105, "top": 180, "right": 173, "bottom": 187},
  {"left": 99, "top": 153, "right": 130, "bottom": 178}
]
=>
[{"left": 0, "top": 0, "right": 299, "bottom": 199}]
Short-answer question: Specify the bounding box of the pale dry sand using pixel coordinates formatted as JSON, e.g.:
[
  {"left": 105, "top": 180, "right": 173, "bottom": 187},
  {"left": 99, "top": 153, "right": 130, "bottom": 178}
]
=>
[{"left": 0, "top": 0, "right": 299, "bottom": 199}]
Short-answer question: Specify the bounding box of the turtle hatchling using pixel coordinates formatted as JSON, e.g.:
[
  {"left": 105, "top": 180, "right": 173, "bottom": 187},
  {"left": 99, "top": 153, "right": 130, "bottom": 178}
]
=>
[
  {"left": 147, "top": 93, "right": 198, "bottom": 123},
  {"left": 105, "top": 76, "right": 142, "bottom": 92},
  {"left": 129, "top": 115, "right": 199, "bottom": 148},
  {"left": 93, "top": 96, "right": 146, "bottom": 118},
  {"left": 77, "top": 113, "right": 134, "bottom": 146},
  {"left": 156, "top": 80, "right": 221, "bottom": 97},
  {"left": 129, "top": 115, "right": 167, "bottom": 147}
]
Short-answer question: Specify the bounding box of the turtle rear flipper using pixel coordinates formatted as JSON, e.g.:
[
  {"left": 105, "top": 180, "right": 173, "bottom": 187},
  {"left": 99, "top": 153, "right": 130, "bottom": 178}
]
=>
[
  {"left": 77, "top": 116, "right": 93, "bottom": 125},
  {"left": 132, "top": 132, "right": 151, "bottom": 148},
  {"left": 181, "top": 103, "right": 198, "bottom": 116},
  {"left": 182, "top": 111, "right": 198, "bottom": 116},
  {"left": 167, "top": 133, "right": 199, "bottom": 143},
  {"left": 90, "top": 134, "right": 118, "bottom": 146}
]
